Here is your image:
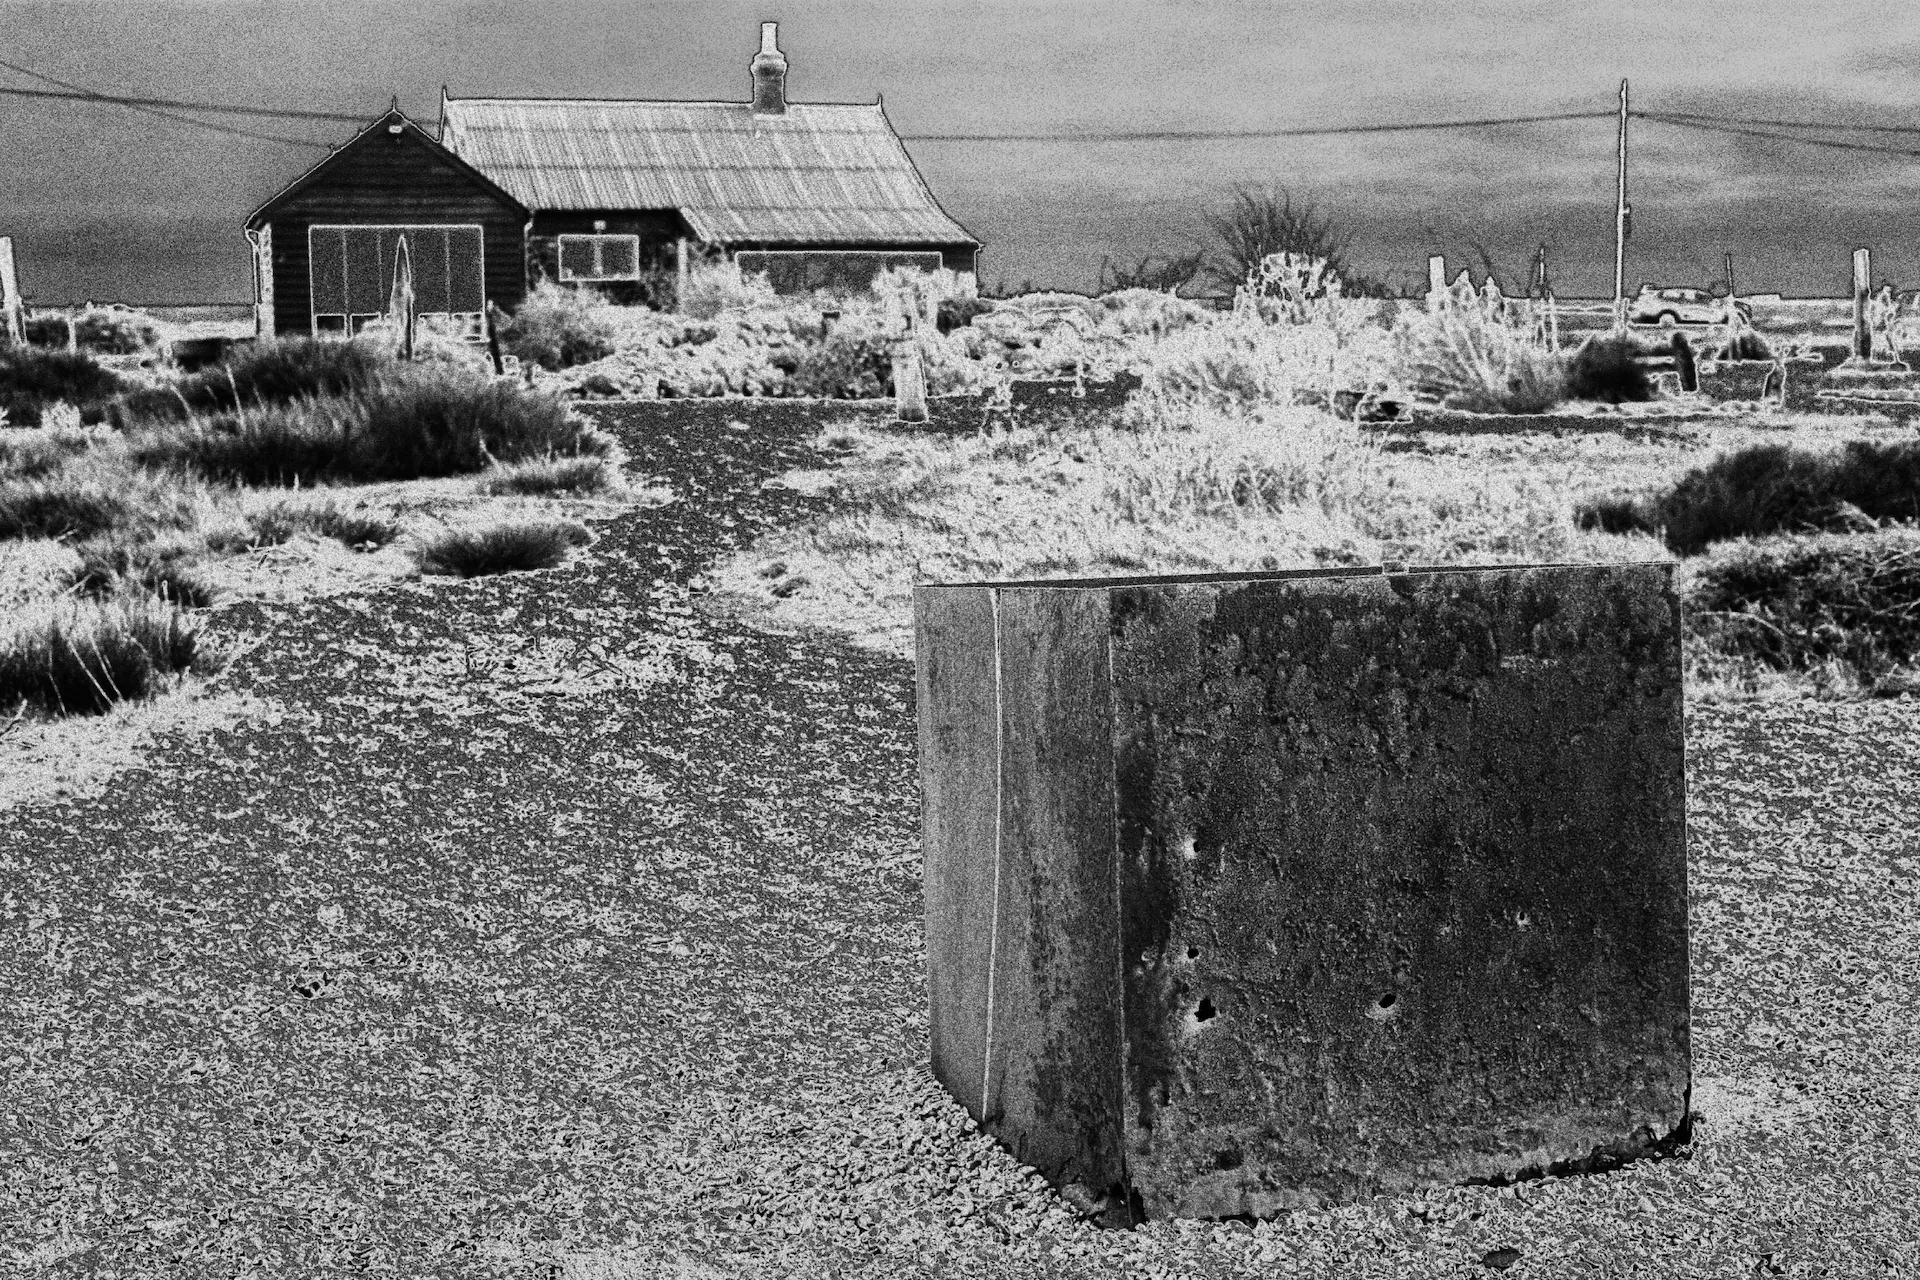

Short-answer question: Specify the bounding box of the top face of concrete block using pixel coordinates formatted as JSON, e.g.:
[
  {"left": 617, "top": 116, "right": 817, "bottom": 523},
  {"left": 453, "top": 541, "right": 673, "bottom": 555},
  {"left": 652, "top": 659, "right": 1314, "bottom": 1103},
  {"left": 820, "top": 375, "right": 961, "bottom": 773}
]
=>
[
  {"left": 912, "top": 562, "right": 1641, "bottom": 594},
  {"left": 1105, "top": 563, "right": 1689, "bottom": 1218}
]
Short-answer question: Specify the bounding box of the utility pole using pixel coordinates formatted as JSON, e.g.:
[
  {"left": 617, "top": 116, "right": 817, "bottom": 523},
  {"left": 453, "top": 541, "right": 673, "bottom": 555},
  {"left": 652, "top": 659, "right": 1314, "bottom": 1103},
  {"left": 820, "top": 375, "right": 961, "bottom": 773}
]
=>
[{"left": 1612, "top": 79, "right": 1631, "bottom": 337}]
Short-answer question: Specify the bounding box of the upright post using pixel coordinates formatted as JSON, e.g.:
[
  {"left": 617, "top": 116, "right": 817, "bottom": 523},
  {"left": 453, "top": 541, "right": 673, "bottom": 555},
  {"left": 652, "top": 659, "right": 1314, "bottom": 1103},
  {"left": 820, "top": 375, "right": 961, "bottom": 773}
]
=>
[
  {"left": 1852, "top": 248, "right": 1872, "bottom": 362},
  {"left": 1427, "top": 255, "right": 1446, "bottom": 312},
  {"left": 1612, "top": 79, "right": 1631, "bottom": 337},
  {"left": 0, "top": 237, "right": 24, "bottom": 345},
  {"left": 484, "top": 300, "right": 506, "bottom": 377},
  {"left": 891, "top": 303, "right": 929, "bottom": 424},
  {"left": 1723, "top": 252, "right": 1741, "bottom": 355},
  {"left": 675, "top": 237, "right": 690, "bottom": 313}
]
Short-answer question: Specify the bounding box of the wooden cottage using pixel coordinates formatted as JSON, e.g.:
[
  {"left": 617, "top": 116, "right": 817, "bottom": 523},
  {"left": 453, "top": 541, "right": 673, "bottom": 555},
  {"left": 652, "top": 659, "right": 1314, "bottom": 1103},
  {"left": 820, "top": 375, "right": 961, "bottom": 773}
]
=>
[
  {"left": 243, "top": 22, "right": 980, "bottom": 338},
  {"left": 437, "top": 21, "right": 980, "bottom": 303},
  {"left": 244, "top": 108, "right": 529, "bottom": 341}
]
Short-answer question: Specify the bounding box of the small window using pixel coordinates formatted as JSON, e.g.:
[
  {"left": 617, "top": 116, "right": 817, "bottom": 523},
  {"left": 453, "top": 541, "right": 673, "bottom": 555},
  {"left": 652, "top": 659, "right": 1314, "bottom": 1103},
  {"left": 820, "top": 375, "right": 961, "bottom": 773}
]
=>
[
  {"left": 314, "top": 314, "right": 349, "bottom": 336},
  {"left": 558, "top": 234, "right": 642, "bottom": 283}
]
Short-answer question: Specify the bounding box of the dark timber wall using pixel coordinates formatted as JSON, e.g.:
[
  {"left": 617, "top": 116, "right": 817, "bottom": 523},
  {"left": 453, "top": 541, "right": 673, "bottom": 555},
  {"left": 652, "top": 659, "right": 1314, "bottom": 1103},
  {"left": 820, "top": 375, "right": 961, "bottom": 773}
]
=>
[{"left": 252, "top": 120, "right": 527, "bottom": 338}]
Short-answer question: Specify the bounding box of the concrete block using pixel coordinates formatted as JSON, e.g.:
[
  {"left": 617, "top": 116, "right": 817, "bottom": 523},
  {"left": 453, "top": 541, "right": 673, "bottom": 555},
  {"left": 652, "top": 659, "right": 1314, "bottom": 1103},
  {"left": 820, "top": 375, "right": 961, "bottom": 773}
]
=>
[{"left": 915, "top": 564, "right": 1691, "bottom": 1222}]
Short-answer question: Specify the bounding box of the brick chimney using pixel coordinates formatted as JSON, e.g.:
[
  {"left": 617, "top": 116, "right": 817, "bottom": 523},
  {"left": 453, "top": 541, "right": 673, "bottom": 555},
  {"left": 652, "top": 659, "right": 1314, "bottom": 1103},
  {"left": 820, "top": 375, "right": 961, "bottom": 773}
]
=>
[{"left": 750, "top": 21, "right": 787, "bottom": 115}]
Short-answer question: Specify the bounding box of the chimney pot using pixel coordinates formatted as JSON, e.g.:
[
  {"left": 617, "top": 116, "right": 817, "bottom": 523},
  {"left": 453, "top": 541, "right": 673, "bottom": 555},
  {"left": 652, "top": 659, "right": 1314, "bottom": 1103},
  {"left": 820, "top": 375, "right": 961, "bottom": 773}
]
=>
[{"left": 751, "top": 21, "right": 788, "bottom": 116}]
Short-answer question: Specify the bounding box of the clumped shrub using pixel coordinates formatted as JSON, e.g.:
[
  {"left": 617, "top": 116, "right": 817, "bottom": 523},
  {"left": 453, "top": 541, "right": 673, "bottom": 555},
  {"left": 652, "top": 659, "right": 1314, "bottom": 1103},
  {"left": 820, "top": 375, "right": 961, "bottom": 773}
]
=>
[
  {"left": 1653, "top": 440, "right": 1920, "bottom": 555},
  {"left": 0, "top": 346, "right": 125, "bottom": 426},
  {"left": 72, "top": 307, "right": 161, "bottom": 355},
  {"left": 0, "top": 594, "right": 207, "bottom": 715},
  {"left": 1564, "top": 336, "right": 1654, "bottom": 403},
  {"left": 678, "top": 258, "right": 785, "bottom": 321},
  {"left": 500, "top": 281, "right": 620, "bottom": 371},
  {"left": 1394, "top": 303, "right": 1565, "bottom": 414},
  {"left": 127, "top": 371, "right": 610, "bottom": 486},
  {"left": 788, "top": 323, "right": 892, "bottom": 399},
  {"left": 411, "top": 517, "right": 591, "bottom": 577},
  {"left": 353, "top": 370, "right": 609, "bottom": 479},
  {"left": 1684, "top": 528, "right": 1920, "bottom": 688},
  {"left": 113, "top": 337, "right": 392, "bottom": 424}
]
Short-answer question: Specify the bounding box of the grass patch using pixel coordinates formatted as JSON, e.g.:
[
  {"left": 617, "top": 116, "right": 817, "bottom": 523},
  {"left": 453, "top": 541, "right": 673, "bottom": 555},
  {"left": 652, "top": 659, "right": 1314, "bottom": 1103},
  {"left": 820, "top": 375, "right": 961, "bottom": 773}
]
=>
[
  {"left": 706, "top": 407, "right": 1664, "bottom": 654},
  {"left": 0, "top": 594, "right": 209, "bottom": 716},
  {"left": 1, "top": 346, "right": 125, "bottom": 427},
  {"left": 410, "top": 517, "right": 592, "bottom": 577},
  {"left": 0, "top": 451, "right": 208, "bottom": 543},
  {"left": 475, "top": 453, "right": 624, "bottom": 497}
]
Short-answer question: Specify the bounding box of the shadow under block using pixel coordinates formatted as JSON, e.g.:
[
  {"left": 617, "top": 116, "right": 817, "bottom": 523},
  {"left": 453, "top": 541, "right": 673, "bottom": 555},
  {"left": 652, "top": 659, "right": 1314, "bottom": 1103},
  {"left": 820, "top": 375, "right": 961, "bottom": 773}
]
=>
[{"left": 914, "top": 564, "right": 1691, "bottom": 1220}]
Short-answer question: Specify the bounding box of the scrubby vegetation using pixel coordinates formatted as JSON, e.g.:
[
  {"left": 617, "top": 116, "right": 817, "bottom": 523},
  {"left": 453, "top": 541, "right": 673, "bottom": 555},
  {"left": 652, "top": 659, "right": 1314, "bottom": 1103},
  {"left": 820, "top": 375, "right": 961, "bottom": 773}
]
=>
[
  {"left": 0, "top": 335, "right": 626, "bottom": 718},
  {"left": 1564, "top": 335, "right": 1656, "bottom": 404},
  {"left": 0, "top": 594, "right": 209, "bottom": 716},
  {"left": 111, "top": 338, "right": 393, "bottom": 424},
  {"left": 410, "top": 516, "right": 592, "bottom": 577},
  {"left": 1, "top": 345, "right": 125, "bottom": 427},
  {"left": 1578, "top": 439, "right": 1920, "bottom": 554},
  {"left": 1684, "top": 528, "right": 1920, "bottom": 694}
]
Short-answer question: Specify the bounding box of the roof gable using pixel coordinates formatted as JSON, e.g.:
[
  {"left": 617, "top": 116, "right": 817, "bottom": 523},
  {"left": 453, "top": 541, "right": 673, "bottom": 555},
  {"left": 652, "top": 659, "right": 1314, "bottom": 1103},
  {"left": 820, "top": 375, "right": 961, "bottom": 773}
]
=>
[
  {"left": 439, "top": 96, "right": 978, "bottom": 248},
  {"left": 247, "top": 108, "right": 529, "bottom": 229}
]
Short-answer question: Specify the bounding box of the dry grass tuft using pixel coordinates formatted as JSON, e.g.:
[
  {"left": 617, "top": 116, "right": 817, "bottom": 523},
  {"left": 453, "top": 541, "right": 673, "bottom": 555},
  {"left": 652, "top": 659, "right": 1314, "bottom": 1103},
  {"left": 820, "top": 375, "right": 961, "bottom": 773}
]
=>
[{"left": 410, "top": 516, "right": 593, "bottom": 578}]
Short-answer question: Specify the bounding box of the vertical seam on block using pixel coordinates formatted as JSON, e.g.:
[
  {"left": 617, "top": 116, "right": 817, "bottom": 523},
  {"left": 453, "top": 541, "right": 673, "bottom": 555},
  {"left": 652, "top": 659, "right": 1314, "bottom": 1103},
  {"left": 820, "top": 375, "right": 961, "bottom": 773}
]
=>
[{"left": 980, "top": 587, "right": 1005, "bottom": 1120}]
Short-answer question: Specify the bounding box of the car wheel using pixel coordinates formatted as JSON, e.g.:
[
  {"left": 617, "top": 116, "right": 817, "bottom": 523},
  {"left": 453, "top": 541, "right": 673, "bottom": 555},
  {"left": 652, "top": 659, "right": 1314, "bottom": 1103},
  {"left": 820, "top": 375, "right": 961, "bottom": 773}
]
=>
[{"left": 1658, "top": 312, "right": 1679, "bottom": 328}]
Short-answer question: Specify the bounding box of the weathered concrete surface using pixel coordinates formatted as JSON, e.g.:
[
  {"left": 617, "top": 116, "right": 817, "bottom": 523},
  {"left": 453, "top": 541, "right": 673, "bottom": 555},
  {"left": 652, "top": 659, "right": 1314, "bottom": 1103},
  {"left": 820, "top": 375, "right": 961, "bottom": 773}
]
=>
[
  {"left": 916, "top": 585, "right": 1128, "bottom": 1206},
  {"left": 915, "top": 564, "right": 1691, "bottom": 1221},
  {"left": 1110, "top": 564, "right": 1690, "bottom": 1217}
]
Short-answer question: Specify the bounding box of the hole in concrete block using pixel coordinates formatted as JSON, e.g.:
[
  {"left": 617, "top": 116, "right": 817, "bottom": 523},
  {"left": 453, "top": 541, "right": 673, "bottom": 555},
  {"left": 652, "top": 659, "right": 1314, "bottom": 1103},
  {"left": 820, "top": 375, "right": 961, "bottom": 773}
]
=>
[
  {"left": 1378, "top": 992, "right": 1397, "bottom": 1009},
  {"left": 1366, "top": 991, "right": 1402, "bottom": 1022},
  {"left": 1195, "top": 997, "right": 1217, "bottom": 1022},
  {"left": 1186, "top": 946, "right": 1200, "bottom": 960}
]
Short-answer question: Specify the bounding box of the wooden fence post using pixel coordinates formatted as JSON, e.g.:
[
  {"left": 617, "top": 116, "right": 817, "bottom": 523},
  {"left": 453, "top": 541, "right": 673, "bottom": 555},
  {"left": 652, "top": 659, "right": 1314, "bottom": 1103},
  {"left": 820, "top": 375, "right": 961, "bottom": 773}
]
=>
[
  {"left": 675, "top": 237, "right": 689, "bottom": 313},
  {"left": 1427, "top": 255, "right": 1446, "bottom": 312},
  {"left": 0, "top": 237, "right": 24, "bottom": 345},
  {"left": 1852, "top": 247, "right": 1872, "bottom": 363}
]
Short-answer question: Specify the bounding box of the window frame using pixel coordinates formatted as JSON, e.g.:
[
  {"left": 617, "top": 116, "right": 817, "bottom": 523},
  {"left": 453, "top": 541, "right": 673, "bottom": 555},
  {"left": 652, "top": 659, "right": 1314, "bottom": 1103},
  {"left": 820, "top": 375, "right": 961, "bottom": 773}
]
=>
[
  {"left": 556, "top": 233, "right": 644, "bottom": 284},
  {"left": 307, "top": 223, "right": 487, "bottom": 341}
]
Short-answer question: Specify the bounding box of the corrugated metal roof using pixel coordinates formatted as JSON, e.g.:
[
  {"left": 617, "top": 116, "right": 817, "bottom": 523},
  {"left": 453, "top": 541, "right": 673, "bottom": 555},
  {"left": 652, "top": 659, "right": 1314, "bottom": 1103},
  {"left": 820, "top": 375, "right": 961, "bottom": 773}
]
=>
[{"left": 439, "top": 99, "right": 978, "bottom": 247}]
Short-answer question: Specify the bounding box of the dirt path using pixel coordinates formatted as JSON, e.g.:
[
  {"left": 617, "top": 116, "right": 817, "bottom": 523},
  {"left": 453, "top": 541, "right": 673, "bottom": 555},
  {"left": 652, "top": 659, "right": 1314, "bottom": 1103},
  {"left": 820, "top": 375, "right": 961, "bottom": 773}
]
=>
[{"left": 3, "top": 401, "right": 1917, "bottom": 1279}]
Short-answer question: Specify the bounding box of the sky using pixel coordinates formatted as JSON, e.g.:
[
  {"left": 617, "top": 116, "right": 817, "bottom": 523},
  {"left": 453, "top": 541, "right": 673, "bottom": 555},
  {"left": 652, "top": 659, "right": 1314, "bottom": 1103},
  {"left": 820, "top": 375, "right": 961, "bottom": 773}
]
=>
[{"left": 4, "top": 0, "right": 1920, "bottom": 305}]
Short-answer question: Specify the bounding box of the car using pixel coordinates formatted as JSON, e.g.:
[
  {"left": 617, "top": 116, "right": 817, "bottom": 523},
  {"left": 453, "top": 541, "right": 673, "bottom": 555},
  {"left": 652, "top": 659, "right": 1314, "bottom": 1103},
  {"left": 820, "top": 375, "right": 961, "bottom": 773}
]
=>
[{"left": 1629, "top": 285, "right": 1752, "bottom": 328}]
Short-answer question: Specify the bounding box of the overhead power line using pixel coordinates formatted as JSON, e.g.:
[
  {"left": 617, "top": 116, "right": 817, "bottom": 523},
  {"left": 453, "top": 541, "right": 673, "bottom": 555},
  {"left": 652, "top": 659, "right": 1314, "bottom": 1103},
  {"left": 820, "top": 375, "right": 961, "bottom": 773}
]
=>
[
  {"left": 1645, "top": 108, "right": 1920, "bottom": 135},
  {"left": 0, "top": 56, "right": 332, "bottom": 147},
  {"left": 901, "top": 110, "right": 1616, "bottom": 142},
  {"left": 0, "top": 77, "right": 364, "bottom": 123},
  {"left": 1636, "top": 111, "right": 1920, "bottom": 158}
]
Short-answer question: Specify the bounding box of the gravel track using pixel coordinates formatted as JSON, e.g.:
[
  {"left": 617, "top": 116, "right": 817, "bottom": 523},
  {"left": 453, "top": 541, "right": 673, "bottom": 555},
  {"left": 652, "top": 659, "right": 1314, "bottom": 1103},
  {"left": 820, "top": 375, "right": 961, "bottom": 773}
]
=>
[{"left": 1, "top": 399, "right": 1915, "bottom": 1279}]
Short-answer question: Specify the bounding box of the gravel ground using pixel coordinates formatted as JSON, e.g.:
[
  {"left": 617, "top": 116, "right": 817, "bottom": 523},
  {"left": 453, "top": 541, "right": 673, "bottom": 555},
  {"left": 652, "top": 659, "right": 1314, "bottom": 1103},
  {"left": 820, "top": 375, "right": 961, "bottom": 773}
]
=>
[{"left": 1, "top": 399, "right": 1916, "bottom": 1279}]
